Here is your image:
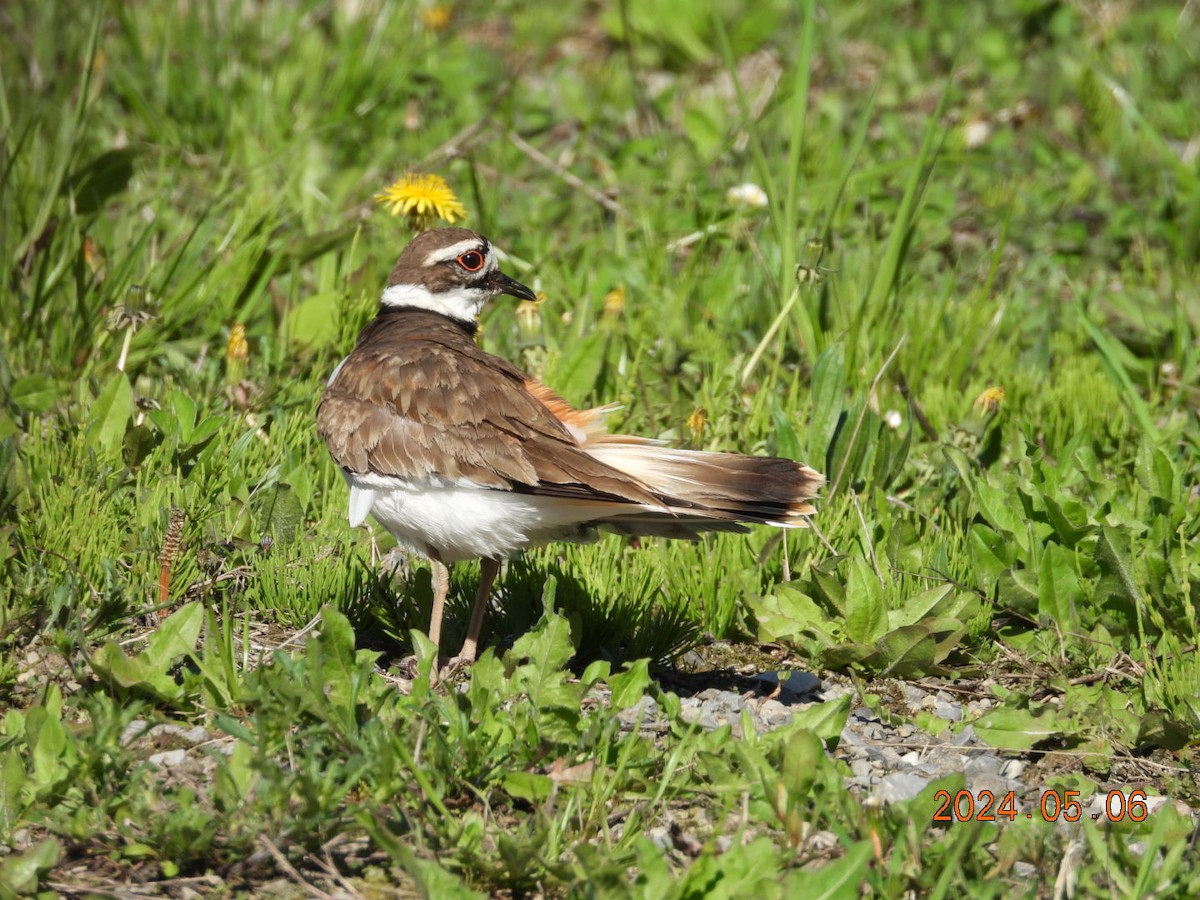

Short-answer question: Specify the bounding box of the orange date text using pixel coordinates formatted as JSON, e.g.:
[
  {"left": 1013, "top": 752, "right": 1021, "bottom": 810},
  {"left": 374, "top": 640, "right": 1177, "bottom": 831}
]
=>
[{"left": 932, "top": 789, "right": 1150, "bottom": 823}]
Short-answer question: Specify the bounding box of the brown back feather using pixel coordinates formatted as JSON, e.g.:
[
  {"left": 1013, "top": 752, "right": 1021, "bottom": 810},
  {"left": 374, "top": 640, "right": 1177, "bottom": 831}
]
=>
[{"left": 317, "top": 310, "right": 665, "bottom": 507}]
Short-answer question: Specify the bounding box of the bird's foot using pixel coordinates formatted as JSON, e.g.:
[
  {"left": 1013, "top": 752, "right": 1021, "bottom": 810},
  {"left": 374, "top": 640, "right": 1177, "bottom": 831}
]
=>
[{"left": 436, "top": 652, "right": 477, "bottom": 683}]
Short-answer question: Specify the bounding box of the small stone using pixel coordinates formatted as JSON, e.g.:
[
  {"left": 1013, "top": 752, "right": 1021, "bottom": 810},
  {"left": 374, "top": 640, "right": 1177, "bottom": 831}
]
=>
[
  {"left": 953, "top": 725, "right": 978, "bottom": 746},
  {"left": 900, "top": 684, "right": 928, "bottom": 706},
  {"left": 964, "top": 755, "right": 1003, "bottom": 777},
  {"left": 757, "top": 699, "right": 791, "bottom": 727},
  {"left": 648, "top": 826, "right": 672, "bottom": 851},
  {"left": 900, "top": 751, "right": 920, "bottom": 766},
  {"left": 1003, "top": 759, "right": 1026, "bottom": 779},
  {"left": 805, "top": 831, "right": 839, "bottom": 853},
  {"left": 969, "top": 773, "right": 1011, "bottom": 798},
  {"left": 148, "top": 749, "right": 188, "bottom": 767},
  {"left": 851, "top": 759, "right": 874, "bottom": 779},
  {"left": 146, "top": 723, "right": 211, "bottom": 745},
  {"left": 933, "top": 703, "right": 963, "bottom": 722},
  {"left": 617, "top": 696, "right": 660, "bottom": 728},
  {"left": 874, "top": 773, "right": 931, "bottom": 804}
]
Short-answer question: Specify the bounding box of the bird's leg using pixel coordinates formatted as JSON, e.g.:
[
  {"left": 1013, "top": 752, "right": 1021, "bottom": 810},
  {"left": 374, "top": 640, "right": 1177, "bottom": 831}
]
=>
[
  {"left": 447, "top": 557, "right": 501, "bottom": 668},
  {"left": 426, "top": 553, "right": 451, "bottom": 656}
]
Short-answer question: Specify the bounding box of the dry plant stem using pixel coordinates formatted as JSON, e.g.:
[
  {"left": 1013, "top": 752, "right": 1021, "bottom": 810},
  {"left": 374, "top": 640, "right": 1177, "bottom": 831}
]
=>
[
  {"left": 506, "top": 129, "right": 632, "bottom": 221},
  {"left": 117, "top": 326, "right": 134, "bottom": 372},
  {"left": 850, "top": 490, "right": 883, "bottom": 585},
  {"left": 895, "top": 368, "right": 939, "bottom": 441},
  {"left": 741, "top": 287, "right": 799, "bottom": 386},
  {"left": 258, "top": 836, "right": 337, "bottom": 900}
]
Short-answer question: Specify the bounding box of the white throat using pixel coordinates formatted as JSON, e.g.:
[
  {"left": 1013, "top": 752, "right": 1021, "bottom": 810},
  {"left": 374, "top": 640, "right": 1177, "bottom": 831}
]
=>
[{"left": 380, "top": 283, "right": 485, "bottom": 322}]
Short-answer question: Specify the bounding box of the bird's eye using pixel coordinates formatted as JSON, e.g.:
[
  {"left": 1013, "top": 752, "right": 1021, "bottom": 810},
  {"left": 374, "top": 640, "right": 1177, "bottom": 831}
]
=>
[{"left": 457, "top": 250, "right": 485, "bottom": 271}]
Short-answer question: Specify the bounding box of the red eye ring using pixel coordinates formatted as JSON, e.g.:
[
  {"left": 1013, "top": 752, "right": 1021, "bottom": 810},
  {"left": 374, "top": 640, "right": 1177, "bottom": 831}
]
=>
[{"left": 457, "top": 250, "right": 485, "bottom": 271}]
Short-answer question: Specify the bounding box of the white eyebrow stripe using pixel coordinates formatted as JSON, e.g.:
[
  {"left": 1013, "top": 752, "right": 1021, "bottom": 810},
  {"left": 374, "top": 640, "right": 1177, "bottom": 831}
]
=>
[{"left": 424, "top": 238, "right": 491, "bottom": 265}]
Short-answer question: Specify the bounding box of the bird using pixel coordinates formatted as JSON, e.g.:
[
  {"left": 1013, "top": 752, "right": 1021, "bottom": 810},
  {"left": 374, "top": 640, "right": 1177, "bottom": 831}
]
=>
[{"left": 317, "top": 227, "right": 823, "bottom": 671}]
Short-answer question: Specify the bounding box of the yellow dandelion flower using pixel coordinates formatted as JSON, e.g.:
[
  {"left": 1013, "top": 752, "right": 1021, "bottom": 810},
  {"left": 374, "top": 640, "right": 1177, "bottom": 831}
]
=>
[
  {"left": 687, "top": 407, "right": 707, "bottom": 442},
  {"left": 375, "top": 173, "right": 466, "bottom": 229},
  {"left": 603, "top": 286, "right": 625, "bottom": 317},
  {"left": 225, "top": 323, "right": 249, "bottom": 385},
  {"left": 419, "top": 4, "right": 453, "bottom": 31},
  {"left": 226, "top": 323, "right": 249, "bottom": 361},
  {"left": 974, "top": 385, "right": 1005, "bottom": 412}
]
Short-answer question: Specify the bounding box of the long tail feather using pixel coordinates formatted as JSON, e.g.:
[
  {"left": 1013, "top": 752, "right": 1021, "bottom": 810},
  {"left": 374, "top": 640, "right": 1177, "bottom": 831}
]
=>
[{"left": 586, "top": 442, "right": 823, "bottom": 530}]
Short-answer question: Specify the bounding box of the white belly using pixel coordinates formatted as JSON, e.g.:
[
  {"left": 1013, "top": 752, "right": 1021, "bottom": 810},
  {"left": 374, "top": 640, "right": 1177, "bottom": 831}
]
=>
[{"left": 343, "top": 472, "right": 608, "bottom": 563}]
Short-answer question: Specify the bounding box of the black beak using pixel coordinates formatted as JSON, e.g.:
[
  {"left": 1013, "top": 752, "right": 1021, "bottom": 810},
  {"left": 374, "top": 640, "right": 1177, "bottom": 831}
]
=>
[{"left": 487, "top": 269, "right": 537, "bottom": 302}]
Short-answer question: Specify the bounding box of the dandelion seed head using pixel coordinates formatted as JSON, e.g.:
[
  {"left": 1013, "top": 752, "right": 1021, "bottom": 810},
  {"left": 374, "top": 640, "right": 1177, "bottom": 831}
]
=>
[{"left": 725, "top": 182, "right": 769, "bottom": 210}]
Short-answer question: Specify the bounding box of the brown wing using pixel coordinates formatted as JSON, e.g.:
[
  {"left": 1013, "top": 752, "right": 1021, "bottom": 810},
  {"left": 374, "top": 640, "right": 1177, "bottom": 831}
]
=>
[{"left": 317, "top": 313, "right": 663, "bottom": 507}]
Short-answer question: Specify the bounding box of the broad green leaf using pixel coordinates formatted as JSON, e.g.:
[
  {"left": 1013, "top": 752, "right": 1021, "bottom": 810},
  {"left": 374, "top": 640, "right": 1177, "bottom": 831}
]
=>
[
  {"left": 771, "top": 406, "right": 802, "bottom": 462},
  {"left": 941, "top": 445, "right": 976, "bottom": 489},
  {"left": 9, "top": 374, "right": 57, "bottom": 414},
  {"left": 974, "top": 479, "right": 1026, "bottom": 544},
  {"left": 394, "top": 845, "right": 480, "bottom": 899},
  {"left": 608, "top": 658, "right": 651, "bottom": 709},
  {"left": 287, "top": 290, "right": 340, "bottom": 347},
  {"left": 170, "top": 389, "right": 197, "bottom": 444},
  {"left": 997, "top": 567, "right": 1039, "bottom": 613},
  {"left": 1136, "top": 711, "right": 1192, "bottom": 752},
  {"left": 820, "top": 642, "right": 876, "bottom": 669},
  {"left": 503, "top": 771, "right": 553, "bottom": 803},
  {"left": 1037, "top": 543, "right": 1082, "bottom": 629},
  {"left": 0, "top": 837, "right": 61, "bottom": 896},
  {"left": 875, "top": 623, "right": 938, "bottom": 677},
  {"left": 188, "top": 414, "right": 225, "bottom": 448},
  {"left": 28, "top": 708, "right": 69, "bottom": 790},
  {"left": 253, "top": 482, "right": 304, "bottom": 543},
  {"left": 84, "top": 372, "right": 132, "bottom": 459},
  {"left": 827, "top": 401, "right": 875, "bottom": 491},
  {"left": 968, "top": 523, "right": 1013, "bottom": 581},
  {"left": 90, "top": 603, "right": 204, "bottom": 702},
  {"left": 888, "top": 583, "right": 955, "bottom": 630},
  {"left": 749, "top": 586, "right": 840, "bottom": 645},
  {"left": 579, "top": 659, "right": 611, "bottom": 688},
  {"left": 1094, "top": 527, "right": 1140, "bottom": 606},
  {"left": 787, "top": 692, "right": 851, "bottom": 749},
  {"left": 808, "top": 342, "right": 845, "bottom": 468},
  {"left": 786, "top": 839, "right": 873, "bottom": 900},
  {"left": 1135, "top": 441, "right": 1177, "bottom": 500},
  {"left": 843, "top": 556, "right": 887, "bottom": 643},
  {"left": 91, "top": 642, "right": 183, "bottom": 702},
  {"left": 1042, "top": 494, "right": 1093, "bottom": 547},
  {"left": 975, "top": 705, "right": 1069, "bottom": 750},
  {"left": 780, "top": 727, "right": 824, "bottom": 795},
  {"left": 143, "top": 602, "right": 204, "bottom": 669}
]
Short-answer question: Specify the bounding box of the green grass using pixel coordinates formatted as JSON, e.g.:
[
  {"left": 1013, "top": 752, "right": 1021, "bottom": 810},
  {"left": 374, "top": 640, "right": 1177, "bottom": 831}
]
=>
[{"left": 2, "top": 0, "right": 1199, "bottom": 895}]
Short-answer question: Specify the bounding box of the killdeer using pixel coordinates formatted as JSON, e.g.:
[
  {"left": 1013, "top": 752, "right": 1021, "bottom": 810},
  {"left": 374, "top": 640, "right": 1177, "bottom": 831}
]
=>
[{"left": 317, "top": 227, "right": 823, "bottom": 669}]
